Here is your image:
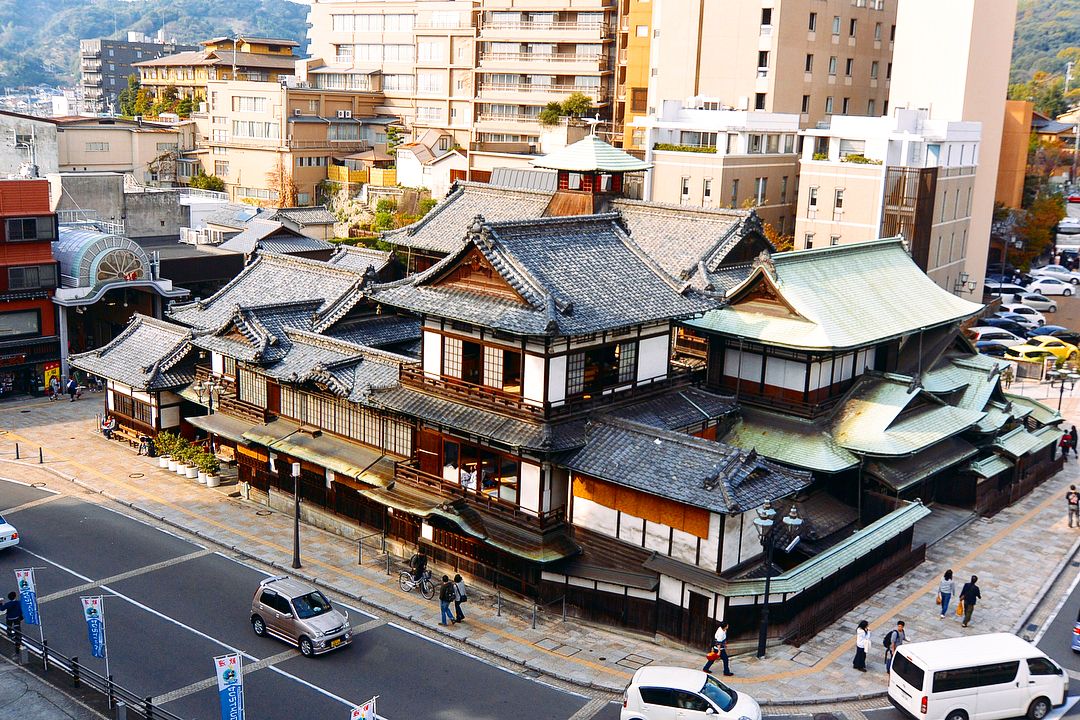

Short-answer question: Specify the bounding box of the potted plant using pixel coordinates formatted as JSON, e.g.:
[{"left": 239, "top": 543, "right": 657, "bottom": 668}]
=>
[
  {"left": 173, "top": 442, "right": 192, "bottom": 475},
  {"left": 200, "top": 451, "right": 221, "bottom": 487},
  {"left": 156, "top": 431, "right": 177, "bottom": 469},
  {"left": 184, "top": 447, "right": 200, "bottom": 479}
]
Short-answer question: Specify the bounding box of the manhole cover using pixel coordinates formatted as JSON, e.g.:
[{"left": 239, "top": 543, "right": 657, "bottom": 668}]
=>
[
  {"left": 128, "top": 473, "right": 144, "bottom": 479},
  {"left": 256, "top": 509, "right": 273, "bottom": 516},
  {"left": 30, "top": 482, "right": 46, "bottom": 488}
]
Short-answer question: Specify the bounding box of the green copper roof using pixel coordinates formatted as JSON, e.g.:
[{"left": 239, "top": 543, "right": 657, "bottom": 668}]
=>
[
  {"left": 722, "top": 407, "right": 858, "bottom": 473},
  {"left": 992, "top": 426, "right": 1045, "bottom": 458},
  {"left": 530, "top": 134, "right": 652, "bottom": 173},
  {"left": 974, "top": 403, "right": 1011, "bottom": 433},
  {"left": 1030, "top": 424, "right": 1063, "bottom": 452},
  {"left": 1005, "top": 393, "right": 1063, "bottom": 426},
  {"left": 685, "top": 239, "right": 983, "bottom": 351},
  {"left": 865, "top": 437, "right": 978, "bottom": 492},
  {"left": 966, "top": 455, "right": 1013, "bottom": 478},
  {"left": 830, "top": 374, "right": 984, "bottom": 456},
  {"left": 643, "top": 501, "right": 931, "bottom": 597}
]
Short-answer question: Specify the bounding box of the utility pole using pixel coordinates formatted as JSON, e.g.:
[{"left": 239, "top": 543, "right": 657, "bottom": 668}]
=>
[{"left": 1067, "top": 61, "right": 1075, "bottom": 97}]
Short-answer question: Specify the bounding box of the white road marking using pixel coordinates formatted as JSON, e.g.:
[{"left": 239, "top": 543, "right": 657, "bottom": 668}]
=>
[
  {"left": 39, "top": 550, "right": 211, "bottom": 603},
  {"left": 2, "top": 494, "right": 62, "bottom": 515},
  {"left": 567, "top": 696, "right": 612, "bottom": 720},
  {"left": 1046, "top": 695, "right": 1080, "bottom": 720}
]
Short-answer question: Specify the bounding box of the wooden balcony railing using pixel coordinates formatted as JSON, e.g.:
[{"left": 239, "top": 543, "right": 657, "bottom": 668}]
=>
[
  {"left": 395, "top": 461, "right": 567, "bottom": 529},
  {"left": 193, "top": 366, "right": 270, "bottom": 425}
]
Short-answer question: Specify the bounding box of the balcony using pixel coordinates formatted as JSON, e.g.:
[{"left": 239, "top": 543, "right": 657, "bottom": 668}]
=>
[
  {"left": 81, "top": 61, "right": 101, "bottom": 72},
  {"left": 479, "top": 21, "right": 607, "bottom": 41},
  {"left": 478, "top": 52, "right": 608, "bottom": 73},
  {"left": 477, "top": 83, "right": 605, "bottom": 103},
  {"left": 475, "top": 113, "right": 543, "bottom": 133}
]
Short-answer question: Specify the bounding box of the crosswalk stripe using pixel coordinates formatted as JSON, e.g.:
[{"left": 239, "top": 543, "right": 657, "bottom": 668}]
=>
[{"left": 39, "top": 550, "right": 211, "bottom": 603}]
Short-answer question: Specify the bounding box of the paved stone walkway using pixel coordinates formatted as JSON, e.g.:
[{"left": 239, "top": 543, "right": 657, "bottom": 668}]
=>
[{"left": 0, "top": 393, "right": 1075, "bottom": 707}]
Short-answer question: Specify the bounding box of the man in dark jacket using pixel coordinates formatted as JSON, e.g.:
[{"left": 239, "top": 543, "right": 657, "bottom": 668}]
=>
[
  {"left": 438, "top": 575, "right": 455, "bottom": 626},
  {"left": 3, "top": 591, "right": 22, "bottom": 639},
  {"left": 960, "top": 575, "right": 981, "bottom": 628}
]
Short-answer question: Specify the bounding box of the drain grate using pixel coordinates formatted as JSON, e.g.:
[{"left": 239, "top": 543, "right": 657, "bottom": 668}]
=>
[{"left": 615, "top": 653, "right": 654, "bottom": 670}]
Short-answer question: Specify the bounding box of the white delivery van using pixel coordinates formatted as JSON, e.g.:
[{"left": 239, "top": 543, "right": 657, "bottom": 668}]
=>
[{"left": 889, "top": 633, "right": 1067, "bottom": 720}]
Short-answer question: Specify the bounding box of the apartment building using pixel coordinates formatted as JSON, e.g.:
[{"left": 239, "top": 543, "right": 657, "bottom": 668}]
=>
[
  {"left": 134, "top": 36, "right": 301, "bottom": 102},
  {"left": 80, "top": 34, "right": 198, "bottom": 115},
  {"left": 617, "top": 0, "right": 896, "bottom": 153},
  {"left": 634, "top": 100, "right": 800, "bottom": 233},
  {"left": 888, "top": 0, "right": 1018, "bottom": 297},
  {"left": 55, "top": 117, "right": 198, "bottom": 185},
  {"left": 793, "top": 109, "right": 980, "bottom": 292},
  {"left": 199, "top": 80, "right": 388, "bottom": 205}
]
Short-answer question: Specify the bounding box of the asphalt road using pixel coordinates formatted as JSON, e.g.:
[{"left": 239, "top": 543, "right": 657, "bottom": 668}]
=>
[{"left": 0, "top": 479, "right": 592, "bottom": 720}]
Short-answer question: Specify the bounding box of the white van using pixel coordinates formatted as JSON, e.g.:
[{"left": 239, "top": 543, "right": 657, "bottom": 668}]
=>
[{"left": 889, "top": 634, "right": 1066, "bottom": 720}]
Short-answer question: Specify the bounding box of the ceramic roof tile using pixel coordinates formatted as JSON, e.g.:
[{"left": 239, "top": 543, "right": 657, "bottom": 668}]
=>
[
  {"left": 685, "top": 239, "right": 984, "bottom": 350},
  {"left": 1005, "top": 393, "right": 1063, "bottom": 427},
  {"left": 992, "top": 426, "right": 1046, "bottom": 457},
  {"left": 323, "top": 316, "right": 421, "bottom": 349},
  {"left": 565, "top": 417, "right": 812, "bottom": 515},
  {"left": 611, "top": 387, "right": 736, "bottom": 430},
  {"left": 218, "top": 220, "right": 333, "bottom": 255},
  {"left": 70, "top": 314, "right": 194, "bottom": 390},
  {"left": 270, "top": 206, "right": 337, "bottom": 226},
  {"left": 373, "top": 214, "right": 709, "bottom": 336},
  {"left": 965, "top": 455, "right": 1014, "bottom": 478},
  {"left": 325, "top": 246, "right": 392, "bottom": 274},
  {"left": 865, "top": 437, "right": 979, "bottom": 492}
]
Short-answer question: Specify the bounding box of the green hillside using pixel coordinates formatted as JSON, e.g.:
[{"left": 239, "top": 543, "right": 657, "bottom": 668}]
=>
[
  {"left": 0, "top": 0, "right": 309, "bottom": 89},
  {"left": 1013, "top": 0, "right": 1080, "bottom": 84}
]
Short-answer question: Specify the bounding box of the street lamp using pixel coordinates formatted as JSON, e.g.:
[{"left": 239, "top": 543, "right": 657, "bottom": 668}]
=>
[
  {"left": 952, "top": 271, "right": 977, "bottom": 295},
  {"left": 194, "top": 378, "right": 220, "bottom": 415},
  {"left": 753, "top": 501, "right": 804, "bottom": 658},
  {"left": 1046, "top": 368, "right": 1080, "bottom": 412},
  {"left": 291, "top": 461, "right": 302, "bottom": 569}
]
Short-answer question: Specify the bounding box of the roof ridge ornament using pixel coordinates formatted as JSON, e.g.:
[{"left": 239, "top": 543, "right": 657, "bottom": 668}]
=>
[{"left": 751, "top": 249, "right": 775, "bottom": 278}]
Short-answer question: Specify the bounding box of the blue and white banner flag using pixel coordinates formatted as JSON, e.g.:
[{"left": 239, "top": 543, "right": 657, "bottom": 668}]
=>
[
  {"left": 80, "top": 596, "right": 106, "bottom": 659},
  {"left": 14, "top": 569, "right": 38, "bottom": 625},
  {"left": 214, "top": 653, "right": 245, "bottom": 720}
]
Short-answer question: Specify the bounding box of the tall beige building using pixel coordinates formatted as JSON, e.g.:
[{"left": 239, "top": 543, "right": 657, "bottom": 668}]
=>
[
  {"left": 639, "top": 0, "right": 895, "bottom": 144},
  {"left": 888, "top": 0, "right": 1018, "bottom": 296}
]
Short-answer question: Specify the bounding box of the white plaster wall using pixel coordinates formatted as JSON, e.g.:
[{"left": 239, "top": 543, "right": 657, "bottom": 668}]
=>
[
  {"left": 422, "top": 331, "right": 441, "bottom": 378},
  {"left": 658, "top": 575, "right": 682, "bottom": 605},
  {"left": 636, "top": 335, "right": 669, "bottom": 383},
  {"left": 573, "top": 496, "right": 618, "bottom": 537},
  {"left": 132, "top": 390, "right": 152, "bottom": 404},
  {"left": 644, "top": 521, "right": 669, "bottom": 553},
  {"left": 548, "top": 355, "right": 567, "bottom": 404},
  {"left": 160, "top": 405, "right": 180, "bottom": 428},
  {"left": 720, "top": 508, "right": 762, "bottom": 572},
  {"left": 548, "top": 467, "right": 569, "bottom": 513},
  {"left": 523, "top": 353, "right": 545, "bottom": 405},
  {"left": 159, "top": 391, "right": 182, "bottom": 404},
  {"left": 698, "top": 514, "right": 721, "bottom": 570},
  {"left": 619, "top": 513, "right": 645, "bottom": 546},
  {"left": 211, "top": 352, "right": 224, "bottom": 376},
  {"left": 670, "top": 528, "right": 698, "bottom": 564},
  {"left": 628, "top": 587, "right": 655, "bottom": 600},
  {"left": 519, "top": 461, "right": 540, "bottom": 514}
]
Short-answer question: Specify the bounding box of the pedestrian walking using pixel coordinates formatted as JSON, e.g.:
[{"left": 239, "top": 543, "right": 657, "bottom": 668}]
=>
[
  {"left": 1001, "top": 366, "right": 1014, "bottom": 390},
  {"left": 1061, "top": 433, "right": 1071, "bottom": 463},
  {"left": 960, "top": 575, "right": 981, "bottom": 628},
  {"left": 1071, "top": 426, "right": 1078, "bottom": 458},
  {"left": 66, "top": 376, "right": 78, "bottom": 402},
  {"left": 438, "top": 575, "right": 455, "bottom": 626},
  {"left": 48, "top": 376, "right": 58, "bottom": 401},
  {"left": 1068, "top": 486, "right": 1080, "bottom": 528},
  {"left": 938, "top": 569, "right": 955, "bottom": 618},
  {"left": 884, "top": 620, "right": 905, "bottom": 673},
  {"left": 453, "top": 574, "right": 467, "bottom": 622},
  {"left": 703, "top": 621, "right": 732, "bottom": 676},
  {"left": 853, "top": 619, "right": 869, "bottom": 672},
  {"left": 2, "top": 590, "right": 22, "bottom": 640}
]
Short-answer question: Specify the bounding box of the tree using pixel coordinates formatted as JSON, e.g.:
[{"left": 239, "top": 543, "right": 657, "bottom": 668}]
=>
[
  {"left": 1008, "top": 70, "right": 1068, "bottom": 118},
  {"left": 762, "top": 222, "right": 793, "bottom": 252},
  {"left": 1027, "top": 134, "right": 1069, "bottom": 195},
  {"left": 176, "top": 96, "right": 193, "bottom": 118},
  {"left": 118, "top": 74, "right": 140, "bottom": 117},
  {"left": 561, "top": 91, "right": 594, "bottom": 118},
  {"left": 539, "top": 101, "right": 564, "bottom": 127},
  {"left": 188, "top": 172, "right": 225, "bottom": 192},
  {"left": 134, "top": 88, "right": 152, "bottom": 117},
  {"left": 385, "top": 125, "right": 404, "bottom": 156},
  {"left": 266, "top": 156, "right": 299, "bottom": 207},
  {"left": 1011, "top": 193, "right": 1066, "bottom": 270},
  {"left": 374, "top": 198, "right": 397, "bottom": 231}
]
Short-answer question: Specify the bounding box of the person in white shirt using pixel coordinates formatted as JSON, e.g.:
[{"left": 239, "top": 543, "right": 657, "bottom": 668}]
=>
[
  {"left": 853, "top": 619, "right": 869, "bottom": 671},
  {"left": 702, "top": 621, "right": 733, "bottom": 676}
]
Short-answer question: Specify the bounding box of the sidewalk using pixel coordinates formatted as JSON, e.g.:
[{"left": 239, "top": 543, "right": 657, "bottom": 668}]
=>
[{"left": 0, "top": 395, "right": 1076, "bottom": 707}]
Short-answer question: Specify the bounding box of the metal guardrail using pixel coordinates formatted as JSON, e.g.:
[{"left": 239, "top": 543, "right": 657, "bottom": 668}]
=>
[{"left": 2, "top": 626, "right": 190, "bottom": 720}]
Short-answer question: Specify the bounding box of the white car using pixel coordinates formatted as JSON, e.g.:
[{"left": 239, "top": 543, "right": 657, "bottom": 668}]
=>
[
  {"left": 1014, "top": 292, "right": 1058, "bottom": 313},
  {"left": 967, "top": 327, "right": 1025, "bottom": 345},
  {"left": 0, "top": 514, "right": 19, "bottom": 550},
  {"left": 1031, "top": 264, "right": 1080, "bottom": 284},
  {"left": 994, "top": 311, "right": 1042, "bottom": 331},
  {"left": 1000, "top": 303, "right": 1046, "bottom": 326},
  {"left": 621, "top": 667, "right": 761, "bottom": 720},
  {"left": 1027, "top": 277, "right": 1075, "bottom": 296}
]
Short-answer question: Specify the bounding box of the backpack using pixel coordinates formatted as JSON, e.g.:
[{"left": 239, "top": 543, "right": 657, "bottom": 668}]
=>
[{"left": 882, "top": 629, "right": 896, "bottom": 650}]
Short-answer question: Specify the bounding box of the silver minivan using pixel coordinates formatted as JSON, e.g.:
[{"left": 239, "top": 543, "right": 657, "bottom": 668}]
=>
[{"left": 250, "top": 576, "right": 352, "bottom": 657}]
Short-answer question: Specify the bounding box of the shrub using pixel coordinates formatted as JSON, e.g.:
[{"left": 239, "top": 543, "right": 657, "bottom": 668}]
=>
[
  {"left": 812, "top": 152, "right": 828, "bottom": 161},
  {"left": 653, "top": 143, "right": 717, "bottom": 154},
  {"left": 840, "top": 154, "right": 882, "bottom": 165}
]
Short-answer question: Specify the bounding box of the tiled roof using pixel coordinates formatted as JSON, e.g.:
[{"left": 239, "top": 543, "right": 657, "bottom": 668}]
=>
[
  {"left": 965, "top": 454, "right": 1014, "bottom": 478},
  {"left": 565, "top": 417, "right": 812, "bottom": 515},
  {"left": 865, "top": 437, "right": 979, "bottom": 492},
  {"left": 70, "top": 314, "right": 193, "bottom": 391},
  {"left": 203, "top": 204, "right": 264, "bottom": 229},
  {"left": 721, "top": 407, "right": 858, "bottom": 473},
  {"left": 190, "top": 300, "right": 320, "bottom": 363},
  {"left": 993, "top": 426, "right": 1048, "bottom": 458},
  {"left": 611, "top": 387, "right": 736, "bottom": 430},
  {"left": 531, "top": 134, "right": 651, "bottom": 173},
  {"left": 382, "top": 182, "right": 552, "bottom": 254},
  {"left": 373, "top": 214, "right": 709, "bottom": 336},
  {"left": 686, "top": 239, "right": 984, "bottom": 351},
  {"left": 270, "top": 206, "right": 337, "bottom": 226},
  {"left": 217, "top": 220, "right": 333, "bottom": 255},
  {"left": 325, "top": 245, "right": 392, "bottom": 274},
  {"left": 168, "top": 253, "right": 364, "bottom": 331},
  {"left": 323, "top": 315, "right": 421, "bottom": 349},
  {"left": 488, "top": 167, "right": 558, "bottom": 192},
  {"left": 366, "top": 385, "right": 587, "bottom": 452},
  {"left": 265, "top": 330, "right": 405, "bottom": 402},
  {"left": 1005, "top": 393, "right": 1063, "bottom": 427}
]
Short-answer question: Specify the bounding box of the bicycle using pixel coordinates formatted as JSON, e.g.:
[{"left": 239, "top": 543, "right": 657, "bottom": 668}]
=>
[{"left": 398, "top": 569, "right": 435, "bottom": 599}]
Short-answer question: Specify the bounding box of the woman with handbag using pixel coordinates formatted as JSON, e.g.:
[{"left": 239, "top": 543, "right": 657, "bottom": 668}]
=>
[
  {"left": 453, "top": 574, "right": 467, "bottom": 622},
  {"left": 938, "top": 569, "right": 955, "bottom": 619}
]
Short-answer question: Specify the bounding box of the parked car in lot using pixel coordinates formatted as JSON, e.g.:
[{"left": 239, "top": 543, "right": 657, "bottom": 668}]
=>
[
  {"left": 966, "top": 327, "right": 1026, "bottom": 345},
  {"left": 994, "top": 312, "right": 1042, "bottom": 331},
  {"left": 1026, "top": 276, "right": 1074, "bottom": 296},
  {"left": 1068, "top": 193, "right": 1080, "bottom": 203},
  {"left": 1006, "top": 336, "right": 1079, "bottom": 362},
  {"left": 251, "top": 575, "right": 352, "bottom": 657},
  {"left": 0, "top": 514, "right": 18, "bottom": 550},
  {"left": 999, "top": 304, "right": 1046, "bottom": 326},
  {"left": 1058, "top": 217, "right": 1080, "bottom": 235},
  {"left": 975, "top": 342, "right": 1010, "bottom": 357},
  {"left": 1027, "top": 325, "right": 1080, "bottom": 344},
  {"left": 1014, "top": 292, "right": 1058, "bottom": 313},
  {"left": 621, "top": 667, "right": 761, "bottom": 720},
  {"left": 981, "top": 317, "right": 1033, "bottom": 336},
  {"left": 984, "top": 282, "right": 1029, "bottom": 299},
  {"left": 1031, "top": 264, "right": 1080, "bottom": 284}
]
